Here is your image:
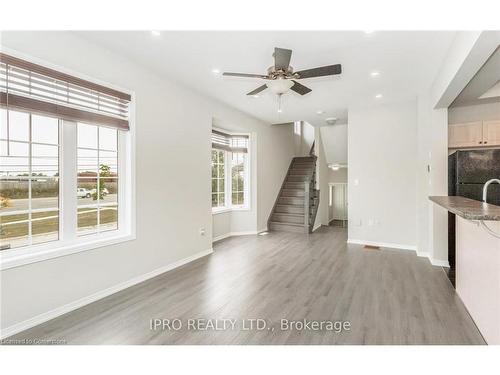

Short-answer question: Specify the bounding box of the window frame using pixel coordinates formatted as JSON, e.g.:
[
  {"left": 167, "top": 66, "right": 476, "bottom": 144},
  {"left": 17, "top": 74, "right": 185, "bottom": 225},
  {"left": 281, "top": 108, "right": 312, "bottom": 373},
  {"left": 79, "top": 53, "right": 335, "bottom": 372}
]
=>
[
  {"left": 211, "top": 130, "right": 250, "bottom": 215},
  {"left": 0, "top": 61, "right": 135, "bottom": 271}
]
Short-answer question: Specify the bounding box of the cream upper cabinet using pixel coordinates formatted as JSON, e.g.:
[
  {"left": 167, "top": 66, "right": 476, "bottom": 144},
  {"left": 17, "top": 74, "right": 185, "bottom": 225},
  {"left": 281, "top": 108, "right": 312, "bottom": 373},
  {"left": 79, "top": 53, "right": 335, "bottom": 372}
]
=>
[
  {"left": 482, "top": 120, "right": 500, "bottom": 147},
  {"left": 448, "top": 122, "right": 483, "bottom": 148}
]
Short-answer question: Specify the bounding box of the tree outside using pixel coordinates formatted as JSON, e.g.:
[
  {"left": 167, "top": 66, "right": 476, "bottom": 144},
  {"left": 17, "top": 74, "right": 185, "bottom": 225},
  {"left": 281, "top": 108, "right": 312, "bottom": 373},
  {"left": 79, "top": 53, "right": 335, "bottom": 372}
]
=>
[{"left": 92, "top": 164, "right": 111, "bottom": 200}]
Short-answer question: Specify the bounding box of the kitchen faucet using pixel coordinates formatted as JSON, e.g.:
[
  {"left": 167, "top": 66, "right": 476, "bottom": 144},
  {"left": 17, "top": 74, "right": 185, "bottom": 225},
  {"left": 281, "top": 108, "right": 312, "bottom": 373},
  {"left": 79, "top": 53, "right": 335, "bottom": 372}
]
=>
[{"left": 482, "top": 178, "right": 500, "bottom": 203}]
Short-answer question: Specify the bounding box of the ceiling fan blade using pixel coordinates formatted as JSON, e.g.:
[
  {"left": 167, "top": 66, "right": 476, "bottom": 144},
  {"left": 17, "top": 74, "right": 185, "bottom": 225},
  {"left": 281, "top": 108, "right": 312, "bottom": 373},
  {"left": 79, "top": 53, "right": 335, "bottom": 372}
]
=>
[
  {"left": 295, "top": 64, "right": 342, "bottom": 79},
  {"left": 246, "top": 85, "right": 268, "bottom": 96},
  {"left": 274, "top": 47, "right": 292, "bottom": 71},
  {"left": 223, "top": 72, "right": 268, "bottom": 79},
  {"left": 290, "top": 80, "right": 312, "bottom": 95}
]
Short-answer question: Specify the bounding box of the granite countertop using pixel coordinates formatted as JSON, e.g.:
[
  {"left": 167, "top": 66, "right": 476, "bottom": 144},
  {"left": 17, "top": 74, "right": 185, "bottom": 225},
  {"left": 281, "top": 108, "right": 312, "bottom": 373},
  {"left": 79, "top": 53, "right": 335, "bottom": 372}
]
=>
[{"left": 429, "top": 196, "right": 500, "bottom": 221}]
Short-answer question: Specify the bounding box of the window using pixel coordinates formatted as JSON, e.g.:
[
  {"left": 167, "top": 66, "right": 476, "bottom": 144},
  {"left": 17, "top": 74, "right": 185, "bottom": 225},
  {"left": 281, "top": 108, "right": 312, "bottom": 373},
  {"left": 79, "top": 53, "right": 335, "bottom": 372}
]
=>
[
  {"left": 211, "top": 149, "right": 225, "bottom": 208},
  {"left": 231, "top": 152, "right": 245, "bottom": 206},
  {"left": 294, "top": 121, "right": 302, "bottom": 135},
  {"left": 0, "top": 53, "right": 133, "bottom": 267},
  {"left": 211, "top": 129, "right": 249, "bottom": 212},
  {"left": 0, "top": 110, "right": 60, "bottom": 249},
  {"left": 77, "top": 123, "right": 118, "bottom": 235}
]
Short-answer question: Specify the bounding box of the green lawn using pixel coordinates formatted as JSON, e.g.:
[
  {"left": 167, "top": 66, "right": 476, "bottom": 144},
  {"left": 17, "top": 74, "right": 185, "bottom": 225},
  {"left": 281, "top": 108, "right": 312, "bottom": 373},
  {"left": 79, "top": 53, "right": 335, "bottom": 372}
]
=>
[{"left": 1, "top": 207, "right": 117, "bottom": 240}]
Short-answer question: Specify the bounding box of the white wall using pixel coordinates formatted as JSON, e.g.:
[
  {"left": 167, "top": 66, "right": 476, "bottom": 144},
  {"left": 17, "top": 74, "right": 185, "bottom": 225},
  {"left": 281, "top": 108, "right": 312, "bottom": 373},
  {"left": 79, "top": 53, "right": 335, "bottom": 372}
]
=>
[
  {"left": 0, "top": 32, "right": 294, "bottom": 333},
  {"left": 314, "top": 128, "right": 330, "bottom": 228},
  {"left": 429, "top": 108, "right": 449, "bottom": 264},
  {"left": 416, "top": 93, "right": 432, "bottom": 258},
  {"left": 348, "top": 100, "right": 418, "bottom": 248},
  {"left": 329, "top": 168, "right": 348, "bottom": 183},
  {"left": 297, "top": 121, "right": 315, "bottom": 157},
  {"left": 448, "top": 102, "right": 500, "bottom": 123},
  {"left": 320, "top": 124, "right": 348, "bottom": 165}
]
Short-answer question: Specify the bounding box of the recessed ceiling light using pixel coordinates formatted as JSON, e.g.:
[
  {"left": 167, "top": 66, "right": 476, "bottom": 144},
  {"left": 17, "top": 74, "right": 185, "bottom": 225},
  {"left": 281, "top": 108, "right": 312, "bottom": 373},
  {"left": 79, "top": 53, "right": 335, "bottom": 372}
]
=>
[
  {"left": 212, "top": 68, "right": 221, "bottom": 74},
  {"left": 370, "top": 71, "right": 380, "bottom": 77},
  {"left": 364, "top": 30, "right": 375, "bottom": 34},
  {"left": 252, "top": 95, "right": 259, "bottom": 98},
  {"left": 277, "top": 108, "right": 283, "bottom": 113},
  {"left": 316, "top": 110, "right": 325, "bottom": 115},
  {"left": 151, "top": 30, "right": 161, "bottom": 36},
  {"left": 375, "top": 94, "right": 383, "bottom": 99}
]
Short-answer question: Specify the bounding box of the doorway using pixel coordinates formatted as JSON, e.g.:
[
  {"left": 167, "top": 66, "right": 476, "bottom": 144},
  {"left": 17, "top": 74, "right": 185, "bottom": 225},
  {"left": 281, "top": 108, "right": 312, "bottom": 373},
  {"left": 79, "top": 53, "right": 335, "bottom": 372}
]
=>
[{"left": 328, "top": 183, "right": 348, "bottom": 227}]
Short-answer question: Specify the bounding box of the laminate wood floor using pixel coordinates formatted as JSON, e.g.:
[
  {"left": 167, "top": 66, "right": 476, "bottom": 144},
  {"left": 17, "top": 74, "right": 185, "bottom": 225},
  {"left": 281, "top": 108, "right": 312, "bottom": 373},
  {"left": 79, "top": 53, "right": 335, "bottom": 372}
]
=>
[{"left": 7, "top": 226, "right": 485, "bottom": 344}]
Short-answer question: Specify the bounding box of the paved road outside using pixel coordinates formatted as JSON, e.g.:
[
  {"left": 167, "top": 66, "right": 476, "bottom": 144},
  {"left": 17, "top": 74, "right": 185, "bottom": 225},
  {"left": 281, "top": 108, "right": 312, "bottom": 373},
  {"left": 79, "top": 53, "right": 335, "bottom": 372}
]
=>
[{"left": 1, "top": 194, "right": 117, "bottom": 213}]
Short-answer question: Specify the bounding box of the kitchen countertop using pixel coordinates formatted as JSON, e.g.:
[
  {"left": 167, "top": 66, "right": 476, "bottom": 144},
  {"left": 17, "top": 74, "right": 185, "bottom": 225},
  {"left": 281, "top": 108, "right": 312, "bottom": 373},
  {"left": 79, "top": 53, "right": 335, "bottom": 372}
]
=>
[{"left": 429, "top": 196, "right": 500, "bottom": 221}]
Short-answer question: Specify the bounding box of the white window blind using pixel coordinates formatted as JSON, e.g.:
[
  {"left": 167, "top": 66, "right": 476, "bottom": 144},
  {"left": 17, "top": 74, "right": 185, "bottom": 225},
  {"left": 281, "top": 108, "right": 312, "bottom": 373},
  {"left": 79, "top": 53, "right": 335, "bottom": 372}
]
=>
[
  {"left": 0, "top": 53, "right": 131, "bottom": 130},
  {"left": 211, "top": 129, "right": 249, "bottom": 153}
]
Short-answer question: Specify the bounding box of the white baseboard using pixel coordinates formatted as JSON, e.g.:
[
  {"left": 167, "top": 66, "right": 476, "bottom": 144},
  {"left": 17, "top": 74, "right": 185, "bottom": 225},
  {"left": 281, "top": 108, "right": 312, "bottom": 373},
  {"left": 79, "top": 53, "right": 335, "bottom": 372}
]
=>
[
  {"left": 347, "top": 239, "right": 417, "bottom": 251},
  {"left": 347, "top": 239, "right": 450, "bottom": 268},
  {"left": 429, "top": 258, "right": 450, "bottom": 267},
  {"left": 0, "top": 248, "right": 213, "bottom": 339},
  {"left": 212, "top": 230, "right": 264, "bottom": 243},
  {"left": 312, "top": 223, "right": 322, "bottom": 232}
]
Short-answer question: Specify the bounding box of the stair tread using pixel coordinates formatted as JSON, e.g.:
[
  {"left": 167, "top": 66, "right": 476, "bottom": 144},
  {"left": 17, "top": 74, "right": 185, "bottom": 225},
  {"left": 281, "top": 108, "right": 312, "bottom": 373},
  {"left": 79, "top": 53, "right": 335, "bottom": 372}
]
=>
[
  {"left": 269, "top": 221, "right": 305, "bottom": 227},
  {"left": 273, "top": 212, "right": 304, "bottom": 217}
]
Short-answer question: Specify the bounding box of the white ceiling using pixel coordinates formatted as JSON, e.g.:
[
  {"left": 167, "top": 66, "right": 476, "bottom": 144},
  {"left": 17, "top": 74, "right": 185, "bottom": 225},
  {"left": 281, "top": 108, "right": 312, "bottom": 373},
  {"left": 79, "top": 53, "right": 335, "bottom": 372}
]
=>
[{"left": 76, "top": 31, "right": 457, "bottom": 127}]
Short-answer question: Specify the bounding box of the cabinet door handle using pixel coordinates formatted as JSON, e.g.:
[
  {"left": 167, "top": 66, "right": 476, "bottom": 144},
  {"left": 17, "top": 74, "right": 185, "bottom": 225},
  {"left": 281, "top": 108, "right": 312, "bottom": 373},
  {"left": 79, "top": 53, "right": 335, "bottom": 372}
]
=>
[
  {"left": 479, "top": 141, "right": 483, "bottom": 144},
  {"left": 484, "top": 141, "right": 488, "bottom": 144}
]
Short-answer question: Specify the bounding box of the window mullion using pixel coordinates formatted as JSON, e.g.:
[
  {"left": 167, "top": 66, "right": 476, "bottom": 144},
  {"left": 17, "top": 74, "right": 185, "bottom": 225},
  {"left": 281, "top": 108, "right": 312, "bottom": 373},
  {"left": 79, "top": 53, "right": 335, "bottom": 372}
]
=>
[
  {"left": 96, "top": 128, "right": 101, "bottom": 233},
  {"left": 28, "top": 113, "right": 32, "bottom": 245}
]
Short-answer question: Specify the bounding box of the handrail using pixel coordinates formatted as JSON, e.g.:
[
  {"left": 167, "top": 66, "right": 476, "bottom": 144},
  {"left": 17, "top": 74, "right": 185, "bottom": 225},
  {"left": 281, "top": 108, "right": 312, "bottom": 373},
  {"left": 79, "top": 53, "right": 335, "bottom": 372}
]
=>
[{"left": 309, "top": 141, "right": 315, "bottom": 156}]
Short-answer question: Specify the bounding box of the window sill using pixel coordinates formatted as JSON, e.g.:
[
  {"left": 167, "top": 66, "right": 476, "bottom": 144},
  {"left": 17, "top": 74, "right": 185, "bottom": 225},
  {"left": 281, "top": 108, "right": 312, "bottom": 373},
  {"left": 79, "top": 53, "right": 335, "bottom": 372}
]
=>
[
  {"left": 231, "top": 206, "right": 250, "bottom": 212},
  {"left": 212, "top": 206, "right": 250, "bottom": 215},
  {"left": 0, "top": 232, "right": 136, "bottom": 270},
  {"left": 212, "top": 207, "right": 231, "bottom": 215}
]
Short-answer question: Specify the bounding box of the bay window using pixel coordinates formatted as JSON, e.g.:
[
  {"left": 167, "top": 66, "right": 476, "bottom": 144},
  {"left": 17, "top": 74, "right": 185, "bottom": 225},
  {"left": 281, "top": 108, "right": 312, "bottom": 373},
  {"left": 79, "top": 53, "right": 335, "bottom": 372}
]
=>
[
  {"left": 0, "top": 53, "right": 134, "bottom": 268},
  {"left": 211, "top": 129, "right": 249, "bottom": 212}
]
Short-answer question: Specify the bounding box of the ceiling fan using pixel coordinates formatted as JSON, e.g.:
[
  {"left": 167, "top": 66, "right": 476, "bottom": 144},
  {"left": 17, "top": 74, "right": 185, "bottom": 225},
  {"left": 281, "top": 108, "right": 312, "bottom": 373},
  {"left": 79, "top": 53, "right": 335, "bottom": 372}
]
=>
[{"left": 223, "top": 47, "right": 342, "bottom": 98}]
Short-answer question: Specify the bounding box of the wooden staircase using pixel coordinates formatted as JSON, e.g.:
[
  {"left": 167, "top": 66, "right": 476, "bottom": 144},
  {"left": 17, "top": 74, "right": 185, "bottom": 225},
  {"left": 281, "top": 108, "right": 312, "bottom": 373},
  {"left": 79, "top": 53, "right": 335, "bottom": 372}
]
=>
[{"left": 268, "top": 155, "right": 320, "bottom": 233}]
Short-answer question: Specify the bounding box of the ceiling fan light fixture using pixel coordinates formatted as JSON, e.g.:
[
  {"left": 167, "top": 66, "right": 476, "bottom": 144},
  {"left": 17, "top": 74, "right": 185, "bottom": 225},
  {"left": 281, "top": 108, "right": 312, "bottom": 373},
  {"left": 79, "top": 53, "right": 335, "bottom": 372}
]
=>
[{"left": 266, "top": 79, "right": 294, "bottom": 95}]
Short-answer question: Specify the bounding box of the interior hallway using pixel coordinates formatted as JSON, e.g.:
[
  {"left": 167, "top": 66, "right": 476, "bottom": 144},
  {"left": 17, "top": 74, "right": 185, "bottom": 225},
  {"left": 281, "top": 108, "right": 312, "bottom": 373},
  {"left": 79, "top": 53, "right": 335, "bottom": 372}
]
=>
[{"left": 8, "top": 227, "right": 484, "bottom": 344}]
